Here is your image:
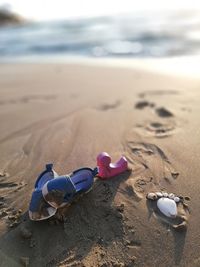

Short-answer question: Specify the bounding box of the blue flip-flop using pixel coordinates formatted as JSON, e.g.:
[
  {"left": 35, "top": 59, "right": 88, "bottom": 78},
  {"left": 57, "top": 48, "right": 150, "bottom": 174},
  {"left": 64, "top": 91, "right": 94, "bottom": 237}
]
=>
[
  {"left": 29, "top": 165, "right": 98, "bottom": 221},
  {"left": 29, "top": 164, "right": 59, "bottom": 221},
  {"left": 42, "top": 167, "right": 98, "bottom": 208}
]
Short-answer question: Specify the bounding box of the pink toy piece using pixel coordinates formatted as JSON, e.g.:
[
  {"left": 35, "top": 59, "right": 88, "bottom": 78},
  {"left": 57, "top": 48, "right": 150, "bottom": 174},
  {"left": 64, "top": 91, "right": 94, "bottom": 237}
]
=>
[{"left": 97, "top": 152, "right": 128, "bottom": 179}]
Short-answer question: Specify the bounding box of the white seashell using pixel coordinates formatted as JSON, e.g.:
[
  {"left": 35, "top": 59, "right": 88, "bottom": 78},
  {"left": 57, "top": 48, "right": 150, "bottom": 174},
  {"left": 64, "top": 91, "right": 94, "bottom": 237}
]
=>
[
  {"left": 168, "top": 193, "right": 175, "bottom": 199},
  {"left": 147, "top": 192, "right": 157, "bottom": 200},
  {"left": 155, "top": 192, "right": 163, "bottom": 198},
  {"left": 162, "top": 192, "right": 168, "bottom": 198},
  {"left": 174, "top": 196, "right": 180, "bottom": 203},
  {"left": 157, "top": 197, "right": 177, "bottom": 218}
]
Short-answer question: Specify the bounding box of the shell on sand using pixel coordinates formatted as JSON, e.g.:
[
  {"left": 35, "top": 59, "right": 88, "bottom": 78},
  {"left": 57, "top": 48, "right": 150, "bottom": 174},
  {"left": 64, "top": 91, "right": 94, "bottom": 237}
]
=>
[
  {"left": 162, "top": 192, "right": 168, "bottom": 198},
  {"left": 157, "top": 197, "right": 177, "bottom": 218},
  {"left": 155, "top": 192, "right": 163, "bottom": 198},
  {"left": 174, "top": 196, "right": 180, "bottom": 203},
  {"left": 168, "top": 193, "right": 175, "bottom": 199},
  {"left": 146, "top": 192, "right": 157, "bottom": 200}
]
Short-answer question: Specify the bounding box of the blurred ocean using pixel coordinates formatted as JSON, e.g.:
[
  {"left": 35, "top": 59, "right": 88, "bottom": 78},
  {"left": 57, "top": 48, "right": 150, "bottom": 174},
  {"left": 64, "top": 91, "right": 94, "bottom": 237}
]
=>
[{"left": 1, "top": 11, "right": 200, "bottom": 60}]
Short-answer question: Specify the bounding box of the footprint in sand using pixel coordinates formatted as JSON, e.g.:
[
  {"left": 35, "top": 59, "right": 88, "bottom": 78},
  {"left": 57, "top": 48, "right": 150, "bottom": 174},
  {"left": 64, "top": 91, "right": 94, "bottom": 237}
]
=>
[
  {"left": 135, "top": 120, "right": 176, "bottom": 138},
  {"left": 124, "top": 138, "right": 188, "bottom": 231},
  {"left": 98, "top": 100, "right": 121, "bottom": 111},
  {"left": 125, "top": 141, "right": 179, "bottom": 194},
  {"left": 155, "top": 107, "right": 174, "bottom": 118},
  {"left": 135, "top": 100, "right": 155, "bottom": 109},
  {"left": 136, "top": 89, "right": 181, "bottom": 121},
  {"left": 146, "top": 194, "right": 190, "bottom": 231},
  {"left": 0, "top": 95, "right": 56, "bottom": 106},
  {"left": 134, "top": 94, "right": 176, "bottom": 138}
]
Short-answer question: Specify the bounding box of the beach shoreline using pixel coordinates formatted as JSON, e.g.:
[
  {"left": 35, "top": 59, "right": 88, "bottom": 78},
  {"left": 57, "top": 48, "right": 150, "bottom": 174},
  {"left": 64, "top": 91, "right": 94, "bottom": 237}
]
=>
[{"left": 1, "top": 55, "right": 200, "bottom": 78}]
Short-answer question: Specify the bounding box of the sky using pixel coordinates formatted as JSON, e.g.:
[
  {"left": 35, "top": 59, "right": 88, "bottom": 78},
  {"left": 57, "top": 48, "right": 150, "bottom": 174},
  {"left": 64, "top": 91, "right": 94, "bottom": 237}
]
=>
[{"left": 1, "top": 0, "right": 200, "bottom": 20}]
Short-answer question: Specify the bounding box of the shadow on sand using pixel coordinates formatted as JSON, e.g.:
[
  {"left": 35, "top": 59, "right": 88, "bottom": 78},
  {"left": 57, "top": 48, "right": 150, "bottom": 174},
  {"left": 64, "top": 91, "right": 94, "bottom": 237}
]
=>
[
  {"left": 0, "top": 170, "right": 132, "bottom": 267},
  {"left": 146, "top": 199, "right": 187, "bottom": 266}
]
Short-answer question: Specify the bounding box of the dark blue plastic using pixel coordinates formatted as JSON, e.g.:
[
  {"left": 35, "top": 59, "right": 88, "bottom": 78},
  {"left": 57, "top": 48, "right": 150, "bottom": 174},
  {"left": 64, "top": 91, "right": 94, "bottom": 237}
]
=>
[
  {"left": 71, "top": 168, "right": 95, "bottom": 193},
  {"left": 35, "top": 164, "right": 58, "bottom": 189},
  {"left": 46, "top": 176, "right": 76, "bottom": 202},
  {"left": 29, "top": 189, "right": 50, "bottom": 212},
  {"left": 29, "top": 163, "right": 57, "bottom": 214},
  {"left": 44, "top": 168, "right": 97, "bottom": 206},
  {"left": 29, "top": 164, "right": 98, "bottom": 220}
]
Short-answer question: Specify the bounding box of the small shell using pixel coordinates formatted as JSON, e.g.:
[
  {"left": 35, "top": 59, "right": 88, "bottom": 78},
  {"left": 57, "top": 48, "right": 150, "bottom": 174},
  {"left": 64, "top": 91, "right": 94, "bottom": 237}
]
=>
[
  {"left": 162, "top": 192, "right": 168, "bottom": 198},
  {"left": 168, "top": 193, "right": 175, "bottom": 199},
  {"left": 174, "top": 196, "right": 180, "bottom": 203},
  {"left": 155, "top": 192, "right": 163, "bottom": 198},
  {"left": 146, "top": 192, "right": 157, "bottom": 200},
  {"left": 157, "top": 198, "right": 177, "bottom": 218}
]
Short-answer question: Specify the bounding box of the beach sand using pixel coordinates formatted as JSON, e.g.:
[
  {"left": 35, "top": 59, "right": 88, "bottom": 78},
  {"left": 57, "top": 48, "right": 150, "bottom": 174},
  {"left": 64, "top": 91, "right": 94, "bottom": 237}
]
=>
[{"left": 0, "top": 61, "right": 199, "bottom": 266}]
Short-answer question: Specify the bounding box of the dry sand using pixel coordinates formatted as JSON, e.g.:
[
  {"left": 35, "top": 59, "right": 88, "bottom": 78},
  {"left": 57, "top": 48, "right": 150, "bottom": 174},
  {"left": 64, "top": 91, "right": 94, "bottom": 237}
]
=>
[{"left": 0, "top": 62, "right": 199, "bottom": 267}]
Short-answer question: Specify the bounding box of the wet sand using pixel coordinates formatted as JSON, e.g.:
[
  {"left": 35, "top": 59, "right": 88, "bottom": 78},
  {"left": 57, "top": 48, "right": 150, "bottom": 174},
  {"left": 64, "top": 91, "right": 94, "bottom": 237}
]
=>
[{"left": 0, "top": 62, "right": 200, "bottom": 266}]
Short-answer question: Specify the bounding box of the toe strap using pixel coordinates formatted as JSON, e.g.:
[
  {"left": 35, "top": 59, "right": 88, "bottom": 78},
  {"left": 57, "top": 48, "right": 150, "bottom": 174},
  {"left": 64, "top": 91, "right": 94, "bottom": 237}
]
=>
[{"left": 42, "top": 176, "right": 76, "bottom": 208}]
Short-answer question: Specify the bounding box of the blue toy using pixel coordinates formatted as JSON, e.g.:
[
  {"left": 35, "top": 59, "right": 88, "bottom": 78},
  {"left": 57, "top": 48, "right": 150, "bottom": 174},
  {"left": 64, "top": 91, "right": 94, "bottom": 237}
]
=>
[{"left": 29, "top": 164, "right": 98, "bottom": 221}]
